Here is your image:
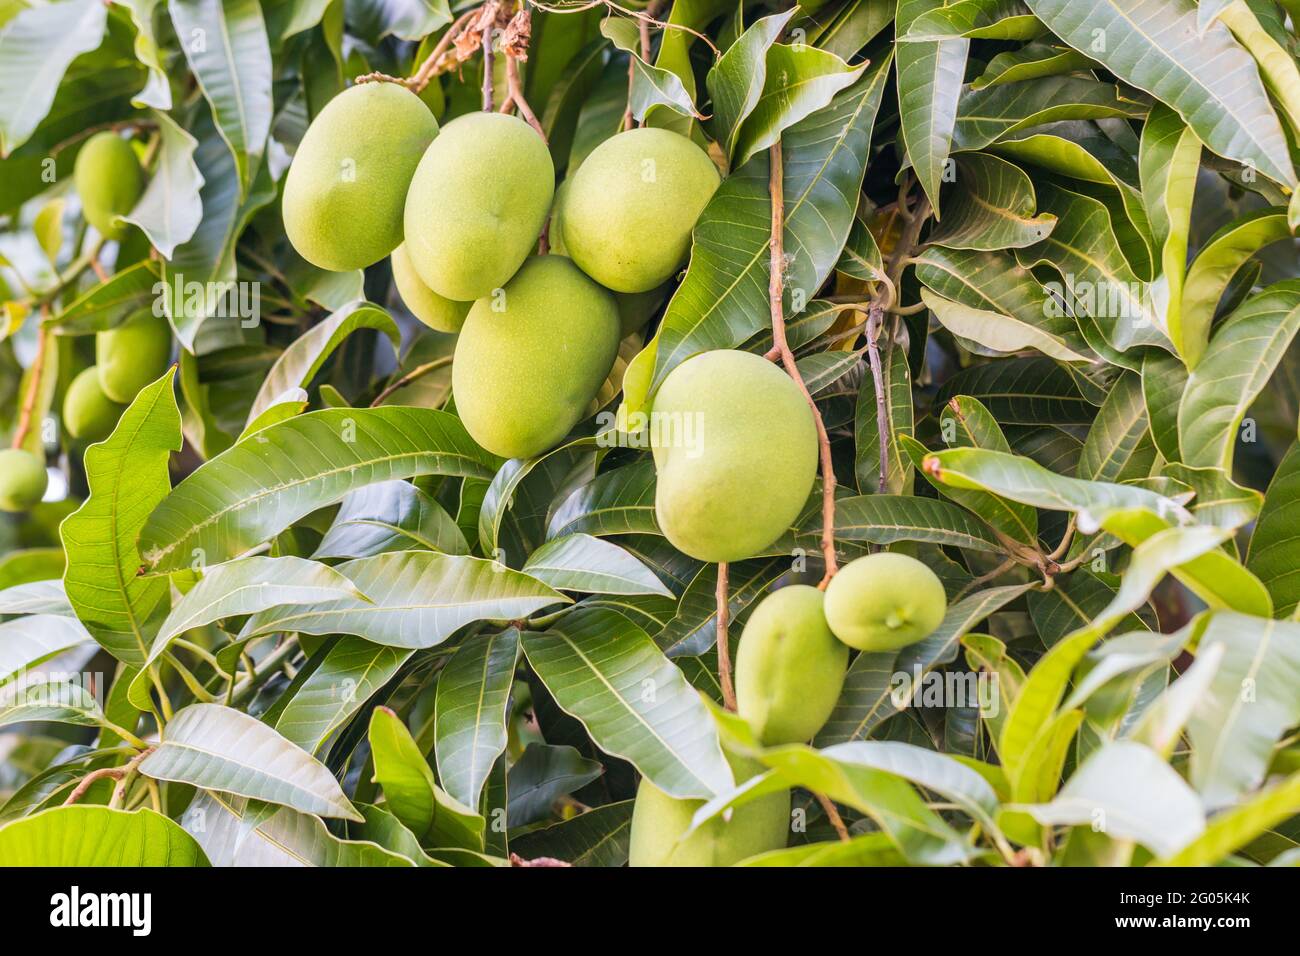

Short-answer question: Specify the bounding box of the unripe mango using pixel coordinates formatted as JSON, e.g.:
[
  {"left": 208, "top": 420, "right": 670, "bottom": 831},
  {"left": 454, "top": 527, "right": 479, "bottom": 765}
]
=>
[
  {"left": 0, "top": 448, "right": 48, "bottom": 512},
  {"left": 452, "top": 256, "right": 619, "bottom": 459},
  {"left": 391, "top": 243, "right": 471, "bottom": 333},
  {"left": 651, "top": 349, "right": 817, "bottom": 562},
  {"left": 561, "top": 127, "right": 719, "bottom": 292},
  {"left": 628, "top": 756, "right": 790, "bottom": 866},
  {"left": 74, "top": 132, "right": 144, "bottom": 242},
  {"left": 96, "top": 310, "right": 172, "bottom": 403},
  {"left": 64, "top": 367, "right": 126, "bottom": 442},
  {"left": 284, "top": 83, "right": 437, "bottom": 271},
  {"left": 824, "top": 552, "right": 948, "bottom": 652},
  {"left": 736, "top": 585, "right": 848, "bottom": 745},
  {"left": 404, "top": 113, "right": 554, "bottom": 301}
]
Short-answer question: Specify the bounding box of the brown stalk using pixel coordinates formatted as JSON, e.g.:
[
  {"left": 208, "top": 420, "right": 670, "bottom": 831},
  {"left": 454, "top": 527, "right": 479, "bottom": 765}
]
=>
[
  {"left": 12, "top": 309, "right": 49, "bottom": 450},
  {"left": 63, "top": 747, "right": 155, "bottom": 807},
  {"left": 715, "top": 562, "right": 736, "bottom": 711}
]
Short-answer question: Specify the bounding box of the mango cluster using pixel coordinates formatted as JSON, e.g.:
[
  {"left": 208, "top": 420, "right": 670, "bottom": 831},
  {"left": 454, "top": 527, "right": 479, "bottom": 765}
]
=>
[
  {"left": 282, "top": 83, "right": 719, "bottom": 461},
  {"left": 61, "top": 309, "right": 173, "bottom": 445}
]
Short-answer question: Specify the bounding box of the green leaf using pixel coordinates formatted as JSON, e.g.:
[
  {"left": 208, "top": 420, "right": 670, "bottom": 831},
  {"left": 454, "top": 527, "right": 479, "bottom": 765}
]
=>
[
  {"left": 1179, "top": 210, "right": 1292, "bottom": 367},
  {"left": 273, "top": 637, "right": 412, "bottom": 754},
  {"left": 1157, "top": 770, "right": 1300, "bottom": 866},
  {"left": 0, "top": 806, "right": 208, "bottom": 865},
  {"left": 122, "top": 110, "right": 205, "bottom": 258},
  {"left": 548, "top": 459, "right": 660, "bottom": 538},
  {"left": 1023, "top": 741, "right": 1204, "bottom": 858},
  {"left": 817, "top": 494, "right": 1004, "bottom": 553},
  {"left": 650, "top": 56, "right": 892, "bottom": 389},
  {"left": 184, "top": 790, "right": 410, "bottom": 866},
  {"left": 138, "top": 407, "right": 500, "bottom": 572},
  {"left": 523, "top": 533, "right": 673, "bottom": 596},
  {"left": 951, "top": 76, "right": 1146, "bottom": 153},
  {"left": 48, "top": 260, "right": 162, "bottom": 334},
  {"left": 600, "top": 18, "right": 702, "bottom": 123},
  {"left": 655, "top": 558, "right": 782, "bottom": 657},
  {"left": 970, "top": 42, "right": 1095, "bottom": 89},
  {"left": 896, "top": 0, "right": 969, "bottom": 216},
  {"left": 0, "top": 614, "right": 92, "bottom": 685},
  {"left": 1188, "top": 612, "right": 1300, "bottom": 808},
  {"left": 242, "top": 552, "right": 566, "bottom": 649},
  {"left": 933, "top": 357, "right": 1094, "bottom": 426},
  {"left": 347, "top": 0, "right": 451, "bottom": 42},
  {"left": 923, "top": 290, "right": 1088, "bottom": 362},
  {"left": 902, "top": 0, "right": 1040, "bottom": 40},
  {"left": 1141, "top": 349, "right": 1187, "bottom": 462},
  {"left": 854, "top": 343, "right": 914, "bottom": 494},
  {"left": 60, "top": 369, "right": 182, "bottom": 667},
  {"left": 1179, "top": 281, "right": 1300, "bottom": 470},
  {"left": 1162, "top": 462, "right": 1262, "bottom": 530},
  {"left": 817, "top": 585, "right": 1033, "bottom": 744},
  {"left": 1078, "top": 371, "right": 1157, "bottom": 483},
  {"left": 0, "top": 677, "right": 103, "bottom": 730},
  {"left": 433, "top": 628, "right": 519, "bottom": 810},
  {"left": 1023, "top": 0, "right": 1294, "bottom": 185},
  {"left": 929, "top": 153, "right": 1056, "bottom": 250},
  {"left": 0, "top": 579, "right": 71, "bottom": 616},
  {"left": 245, "top": 302, "right": 399, "bottom": 427},
  {"left": 0, "top": 0, "right": 107, "bottom": 156},
  {"left": 521, "top": 607, "right": 733, "bottom": 799},
  {"left": 170, "top": 0, "right": 273, "bottom": 197},
  {"left": 141, "top": 703, "right": 362, "bottom": 820},
  {"left": 509, "top": 800, "right": 634, "bottom": 866},
  {"left": 705, "top": 8, "right": 796, "bottom": 162},
  {"left": 506, "top": 742, "right": 603, "bottom": 827},
  {"left": 1247, "top": 442, "right": 1300, "bottom": 618},
  {"left": 313, "top": 480, "right": 469, "bottom": 560}
]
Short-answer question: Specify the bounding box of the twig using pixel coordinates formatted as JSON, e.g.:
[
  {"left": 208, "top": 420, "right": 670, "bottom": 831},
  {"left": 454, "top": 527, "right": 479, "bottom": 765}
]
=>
[
  {"left": 481, "top": 20, "right": 495, "bottom": 110},
  {"left": 370, "top": 356, "right": 454, "bottom": 407},
  {"left": 525, "top": 0, "right": 720, "bottom": 57},
  {"left": 716, "top": 562, "right": 736, "bottom": 711},
  {"left": 865, "top": 306, "right": 890, "bottom": 495},
  {"left": 49, "top": 120, "right": 156, "bottom": 158},
  {"left": 952, "top": 557, "right": 1017, "bottom": 602},
  {"left": 63, "top": 747, "right": 155, "bottom": 806},
  {"left": 815, "top": 793, "right": 851, "bottom": 842},
  {"left": 12, "top": 311, "right": 49, "bottom": 450},
  {"left": 504, "top": 51, "right": 544, "bottom": 139},
  {"left": 767, "top": 144, "right": 838, "bottom": 587}
]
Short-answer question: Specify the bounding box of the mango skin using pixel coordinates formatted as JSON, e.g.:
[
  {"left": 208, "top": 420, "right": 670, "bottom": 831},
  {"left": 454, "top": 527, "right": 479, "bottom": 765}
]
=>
[
  {"left": 824, "top": 552, "right": 949, "bottom": 652},
  {"left": 652, "top": 349, "right": 818, "bottom": 562},
  {"left": 64, "top": 367, "right": 126, "bottom": 442},
  {"left": 736, "top": 585, "right": 848, "bottom": 745},
  {"left": 452, "top": 256, "right": 619, "bottom": 459},
  {"left": 0, "top": 449, "right": 48, "bottom": 512},
  {"left": 562, "top": 127, "right": 720, "bottom": 293},
  {"left": 404, "top": 112, "right": 554, "bottom": 301},
  {"left": 284, "top": 83, "right": 437, "bottom": 271},
  {"left": 74, "top": 132, "right": 144, "bottom": 241},
  {"left": 391, "top": 243, "right": 471, "bottom": 333},
  {"left": 96, "top": 310, "right": 172, "bottom": 404},
  {"left": 628, "top": 756, "right": 790, "bottom": 867}
]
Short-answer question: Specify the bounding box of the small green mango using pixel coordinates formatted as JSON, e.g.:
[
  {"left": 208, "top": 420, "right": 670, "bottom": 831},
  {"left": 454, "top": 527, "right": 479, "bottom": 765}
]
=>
[
  {"left": 63, "top": 366, "right": 126, "bottom": 442},
  {"left": 628, "top": 755, "right": 790, "bottom": 867},
  {"left": 391, "top": 243, "right": 471, "bottom": 333},
  {"left": 652, "top": 349, "right": 817, "bottom": 562},
  {"left": 562, "top": 127, "right": 720, "bottom": 292},
  {"left": 74, "top": 132, "right": 144, "bottom": 242},
  {"left": 404, "top": 113, "right": 554, "bottom": 301},
  {"left": 452, "top": 256, "right": 619, "bottom": 459},
  {"left": 824, "top": 552, "right": 948, "bottom": 651},
  {"left": 0, "top": 448, "right": 48, "bottom": 512},
  {"left": 96, "top": 310, "right": 172, "bottom": 404},
  {"left": 735, "top": 585, "right": 848, "bottom": 745},
  {"left": 284, "top": 83, "right": 437, "bottom": 271}
]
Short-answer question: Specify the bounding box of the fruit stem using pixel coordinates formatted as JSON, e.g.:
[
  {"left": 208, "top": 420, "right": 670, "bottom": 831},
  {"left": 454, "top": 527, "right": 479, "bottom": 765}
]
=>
[
  {"left": 715, "top": 562, "right": 737, "bottom": 711},
  {"left": 481, "top": 16, "right": 495, "bottom": 110},
  {"left": 11, "top": 310, "right": 49, "bottom": 450},
  {"left": 814, "top": 794, "right": 851, "bottom": 842},
  {"left": 766, "top": 143, "right": 839, "bottom": 587}
]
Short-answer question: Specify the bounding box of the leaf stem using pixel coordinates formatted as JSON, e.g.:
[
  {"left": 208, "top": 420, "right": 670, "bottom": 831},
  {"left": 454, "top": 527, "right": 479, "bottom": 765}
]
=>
[
  {"left": 370, "top": 355, "right": 453, "bottom": 407},
  {"left": 62, "top": 747, "right": 155, "bottom": 807},
  {"left": 767, "top": 144, "right": 839, "bottom": 586}
]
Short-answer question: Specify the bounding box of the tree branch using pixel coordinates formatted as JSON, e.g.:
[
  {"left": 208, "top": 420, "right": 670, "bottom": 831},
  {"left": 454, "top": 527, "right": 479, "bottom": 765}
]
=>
[
  {"left": 716, "top": 562, "right": 736, "bottom": 711},
  {"left": 63, "top": 747, "right": 155, "bottom": 807},
  {"left": 767, "top": 144, "right": 839, "bottom": 586}
]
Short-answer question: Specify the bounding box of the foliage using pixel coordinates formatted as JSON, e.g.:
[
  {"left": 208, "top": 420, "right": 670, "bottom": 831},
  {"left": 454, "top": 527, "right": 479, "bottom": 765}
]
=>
[{"left": 1, "top": 0, "right": 1299, "bottom": 869}]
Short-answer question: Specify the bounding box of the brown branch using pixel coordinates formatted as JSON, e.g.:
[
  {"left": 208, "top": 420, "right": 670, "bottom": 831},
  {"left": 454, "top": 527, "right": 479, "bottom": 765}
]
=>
[
  {"left": 370, "top": 356, "right": 453, "bottom": 407},
  {"left": 63, "top": 747, "right": 155, "bottom": 807},
  {"left": 481, "top": 20, "right": 495, "bottom": 110},
  {"left": 716, "top": 562, "right": 736, "bottom": 711},
  {"left": 12, "top": 310, "right": 49, "bottom": 450},
  {"left": 767, "top": 145, "right": 838, "bottom": 587},
  {"left": 815, "top": 793, "right": 851, "bottom": 842},
  {"left": 504, "top": 51, "right": 544, "bottom": 139}
]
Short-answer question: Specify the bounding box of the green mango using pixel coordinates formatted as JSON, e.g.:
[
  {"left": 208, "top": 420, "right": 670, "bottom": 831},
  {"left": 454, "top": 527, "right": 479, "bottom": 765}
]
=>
[
  {"left": 628, "top": 755, "right": 790, "bottom": 867},
  {"left": 96, "top": 310, "right": 172, "bottom": 403},
  {"left": 73, "top": 132, "right": 144, "bottom": 241},
  {"left": 63, "top": 366, "right": 126, "bottom": 442},
  {"left": 735, "top": 585, "right": 848, "bottom": 745},
  {"left": 561, "top": 127, "right": 720, "bottom": 292},
  {"left": 652, "top": 349, "right": 818, "bottom": 562},
  {"left": 824, "top": 552, "right": 948, "bottom": 651},
  {"left": 0, "top": 448, "right": 48, "bottom": 512},
  {"left": 404, "top": 112, "right": 554, "bottom": 301},
  {"left": 452, "top": 256, "right": 619, "bottom": 459},
  {"left": 391, "top": 243, "right": 471, "bottom": 333},
  {"left": 284, "top": 82, "right": 437, "bottom": 271}
]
